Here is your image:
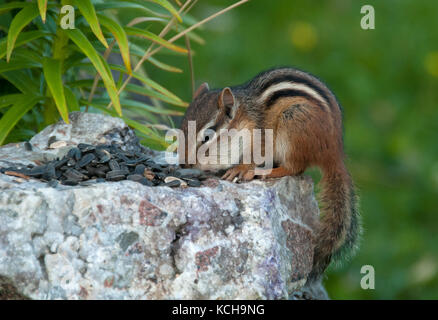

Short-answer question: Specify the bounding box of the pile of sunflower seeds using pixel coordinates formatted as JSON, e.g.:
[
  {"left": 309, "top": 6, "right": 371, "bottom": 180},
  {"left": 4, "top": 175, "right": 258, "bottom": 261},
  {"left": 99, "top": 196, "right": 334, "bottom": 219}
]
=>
[{"left": 0, "top": 143, "right": 204, "bottom": 188}]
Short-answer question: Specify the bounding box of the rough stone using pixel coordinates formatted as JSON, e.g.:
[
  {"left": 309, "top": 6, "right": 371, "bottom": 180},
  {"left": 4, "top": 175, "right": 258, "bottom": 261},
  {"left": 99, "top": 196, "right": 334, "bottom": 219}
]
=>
[{"left": 0, "top": 113, "right": 328, "bottom": 300}]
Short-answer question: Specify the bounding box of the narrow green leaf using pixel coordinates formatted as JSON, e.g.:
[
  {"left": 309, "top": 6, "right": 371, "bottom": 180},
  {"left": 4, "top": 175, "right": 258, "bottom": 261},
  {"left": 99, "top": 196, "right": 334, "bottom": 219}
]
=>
[
  {"left": 139, "top": 137, "right": 168, "bottom": 151},
  {"left": 67, "top": 79, "right": 103, "bottom": 89},
  {"left": 1, "top": 70, "right": 39, "bottom": 93},
  {"left": 6, "top": 3, "right": 41, "bottom": 62},
  {"left": 0, "top": 2, "right": 28, "bottom": 15},
  {"left": 108, "top": 63, "right": 186, "bottom": 105},
  {"left": 120, "top": 97, "right": 183, "bottom": 115},
  {"left": 72, "top": 0, "right": 108, "bottom": 48},
  {"left": 125, "top": 26, "right": 187, "bottom": 53},
  {"left": 0, "top": 94, "right": 22, "bottom": 109},
  {"left": 0, "top": 94, "right": 42, "bottom": 145},
  {"left": 149, "top": 0, "right": 182, "bottom": 22},
  {"left": 0, "top": 59, "right": 40, "bottom": 73},
  {"left": 37, "top": 0, "right": 48, "bottom": 23},
  {"left": 97, "top": 14, "right": 132, "bottom": 74},
  {"left": 64, "top": 86, "right": 80, "bottom": 112},
  {"left": 125, "top": 83, "right": 186, "bottom": 109},
  {"left": 43, "top": 58, "right": 69, "bottom": 124},
  {"left": 66, "top": 29, "right": 121, "bottom": 116},
  {"left": 0, "top": 31, "right": 49, "bottom": 60},
  {"left": 148, "top": 56, "right": 182, "bottom": 73},
  {"left": 94, "top": 1, "right": 168, "bottom": 18},
  {"left": 88, "top": 98, "right": 182, "bottom": 116}
]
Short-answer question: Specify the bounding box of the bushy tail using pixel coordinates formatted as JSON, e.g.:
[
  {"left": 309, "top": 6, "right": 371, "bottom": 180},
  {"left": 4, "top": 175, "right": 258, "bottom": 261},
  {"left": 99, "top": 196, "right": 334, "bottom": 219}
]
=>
[{"left": 307, "top": 164, "right": 361, "bottom": 282}]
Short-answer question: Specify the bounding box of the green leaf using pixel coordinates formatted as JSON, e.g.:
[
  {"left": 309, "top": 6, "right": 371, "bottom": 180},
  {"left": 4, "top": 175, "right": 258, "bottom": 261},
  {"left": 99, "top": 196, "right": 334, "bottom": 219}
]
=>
[
  {"left": 0, "top": 94, "right": 22, "bottom": 109},
  {"left": 1, "top": 70, "right": 39, "bottom": 93},
  {"left": 0, "top": 31, "right": 49, "bottom": 60},
  {"left": 108, "top": 63, "right": 186, "bottom": 106},
  {"left": 0, "top": 2, "right": 29, "bottom": 15},
  {"left": 139, "top": 137, "right": 168, "bottom": 151},
  {"left": 87, "top": 98, "right": 182, "bottom": 116},
  {"left": 124, "top": 83, "right": 185, "bottom": 109},
  {"left": 125, "top": 26, "right": 187, "bottom": 53},
  {"left": 72, "top": 0, "right": 108, "bottom": 48},
  {"left": 66, "top": 29, "right": 121, "bottom": 116},
  {"left": 72, "top": 63, "right": 188, "bottom": 107},
  {"left": 120, "top": 97, "right": 183, "bottom": 115},
  {"left": 66, "top": 79, "right": 103, "bottom": 89},
  {"left": 43, "top": 58, "right": 69, "bottom": 124},
  {"left": 0, "top": 59, "right": 40, "bottom": 73},
  {"left": 94, "top": 1, "right": 168, "bottom": 17},
  {"left": 97, "top": 14, "right": 132, "bottom": 74},
  {"left": 148, "top": 56, "right": 183, "bottom": 73},
  {"left": 149, "top": 0, "right": 182, "bottom": 22},
  {"left": 64, "top": 86, "right": 80, "bottom": 112},
  {"left": 6, "top": 3, "right": 41, "bottom": 62},
  {"left": 37, "top": 0, "right": 48, "bottom": 23},
  {"left": 0, "top": 94, "right": 42, "bottom": 145}
]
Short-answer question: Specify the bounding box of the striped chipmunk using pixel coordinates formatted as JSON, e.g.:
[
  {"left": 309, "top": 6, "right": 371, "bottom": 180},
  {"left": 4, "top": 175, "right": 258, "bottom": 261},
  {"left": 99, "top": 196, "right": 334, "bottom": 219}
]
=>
[{"left": 179, "top": 67, "right": 361, "bottom": 281}]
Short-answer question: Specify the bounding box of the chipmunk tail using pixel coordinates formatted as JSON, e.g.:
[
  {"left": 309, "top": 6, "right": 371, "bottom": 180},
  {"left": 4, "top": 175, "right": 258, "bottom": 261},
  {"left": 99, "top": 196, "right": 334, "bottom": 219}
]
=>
[{"left": 307, "top": 163, "right": 361, "bottom": 282}]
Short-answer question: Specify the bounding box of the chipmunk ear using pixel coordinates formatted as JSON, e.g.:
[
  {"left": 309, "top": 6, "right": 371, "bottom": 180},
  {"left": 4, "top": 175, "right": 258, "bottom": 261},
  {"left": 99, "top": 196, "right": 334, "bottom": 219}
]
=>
[
  {"left": 219, "top": 87, "right": 235, "bottom": 115},
  {"left": 193, "top": 82, "right": 209, "bottom": 99}
]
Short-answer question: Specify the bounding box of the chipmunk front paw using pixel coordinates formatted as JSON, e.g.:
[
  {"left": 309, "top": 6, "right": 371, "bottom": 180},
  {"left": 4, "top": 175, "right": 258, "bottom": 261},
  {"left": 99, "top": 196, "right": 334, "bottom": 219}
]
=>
[{"left": 221, "top": 164, "right": 255, "bottom": 182}]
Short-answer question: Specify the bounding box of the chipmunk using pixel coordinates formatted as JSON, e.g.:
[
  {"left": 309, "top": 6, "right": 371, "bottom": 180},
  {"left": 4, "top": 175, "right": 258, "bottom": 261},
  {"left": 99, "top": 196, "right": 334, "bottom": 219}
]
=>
[{"left": 179, "top": 67, "right": 361, "bottom": 281}]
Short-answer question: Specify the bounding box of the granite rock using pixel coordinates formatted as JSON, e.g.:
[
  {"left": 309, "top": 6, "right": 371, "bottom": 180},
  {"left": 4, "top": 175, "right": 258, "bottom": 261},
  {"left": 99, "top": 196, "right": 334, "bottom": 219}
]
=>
[{"left": 0, "top": 113, "right": 327, "bottom": 300}]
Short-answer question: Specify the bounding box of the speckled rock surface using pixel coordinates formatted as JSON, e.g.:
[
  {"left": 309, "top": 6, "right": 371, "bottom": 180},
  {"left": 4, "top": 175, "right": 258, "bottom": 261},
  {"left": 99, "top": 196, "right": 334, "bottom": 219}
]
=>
[{"left": 0, "top": 113, "right": 328, "bottom": 300}]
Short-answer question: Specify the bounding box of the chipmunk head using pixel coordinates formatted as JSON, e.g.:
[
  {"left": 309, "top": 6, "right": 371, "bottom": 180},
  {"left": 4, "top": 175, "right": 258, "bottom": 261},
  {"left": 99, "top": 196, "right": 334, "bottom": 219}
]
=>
[{"left": 179, "top": 83, "right": 240, "bottom": 171}]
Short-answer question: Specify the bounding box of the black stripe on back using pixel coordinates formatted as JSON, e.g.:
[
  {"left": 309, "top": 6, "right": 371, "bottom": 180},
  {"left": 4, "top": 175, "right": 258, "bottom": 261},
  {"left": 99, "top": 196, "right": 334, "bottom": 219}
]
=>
[
  {"left": 259, "top": 74, "right": 333, "bottom": 109},
  {"left": 265, "top": 89, "right": 326, "bottom": 111}
]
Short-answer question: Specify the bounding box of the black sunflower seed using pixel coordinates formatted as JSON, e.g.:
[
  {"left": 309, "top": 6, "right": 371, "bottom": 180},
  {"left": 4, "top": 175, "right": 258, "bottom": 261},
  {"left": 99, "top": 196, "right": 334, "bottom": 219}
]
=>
[
  {"left": 79, "top": 179, "right": 99, "bottom": 186},
  {"left": 134, "top": 164, "right": 146, "bottom": 175},
  {"left": 54, "top": 157, "right": 69, "bottom": 169},
  {"left": 77, "top": 143, "right": 95, "bottom": 153},
  {"left": 67, "top": 158, "right": 76, "bottom": 167},
  {"left": 62, "top": 180, "right": 78, "bottom": 186},
  {"left": 176, "top": 168, "right": 202, "bottom": 179},
  {"left": 64, "top": 168, "right": 88, "bottom": 181},
  {"left": 28, "top": 166, "right": 46, "bottom": 177},
  {"left": 24, "top": 141, "right": 33, "bottom": 151},
  {"left": 108, "top": 159, "right": 120, "bottom": 171},
  {"left": 67, "top": 147, "right": 81, "bottom": 161},
  {"left": 127, "top": 174, "right": 143, "bottom": 182},
  {"left": 186, "top": 179, "right": 202, "bottom": 187},
  {"left": 77, "top": 153, "right": 95, "bottom": 168},
  {"left": 106, "top": 170, "right": 128, "bottom": 181},
  {"left": 48, "top": 136, "right": 57, "bottom": 147},
  {"left": 139, "top": 177, "right": 153, "bottom": 186},
  {"left": 165, "top": 180, "right": 181, "bottom": 187},
  {"left": 95, "top": 148, "right": 111, "bottom": 163},
  {"left": 42, "top": 164, "right": 56, "bottom": 180}
]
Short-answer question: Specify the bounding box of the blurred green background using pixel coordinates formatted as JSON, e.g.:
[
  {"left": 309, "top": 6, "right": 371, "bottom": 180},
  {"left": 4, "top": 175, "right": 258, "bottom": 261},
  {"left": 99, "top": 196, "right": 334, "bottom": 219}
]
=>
[{"left": 148, "top": 0, "right": 438, "bottom": 299}]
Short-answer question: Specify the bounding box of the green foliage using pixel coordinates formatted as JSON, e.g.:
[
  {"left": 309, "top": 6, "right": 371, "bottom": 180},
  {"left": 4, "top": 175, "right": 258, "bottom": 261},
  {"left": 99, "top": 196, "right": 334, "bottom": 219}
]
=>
[{"left": 0, "top": 0, "right": 196, "bottom": 147}]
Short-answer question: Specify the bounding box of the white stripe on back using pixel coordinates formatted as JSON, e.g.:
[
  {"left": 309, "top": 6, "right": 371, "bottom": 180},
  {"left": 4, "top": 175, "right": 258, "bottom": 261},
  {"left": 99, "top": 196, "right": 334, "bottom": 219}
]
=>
[{"left": 258, "top": 82, "right": 328, "bottom": 105}]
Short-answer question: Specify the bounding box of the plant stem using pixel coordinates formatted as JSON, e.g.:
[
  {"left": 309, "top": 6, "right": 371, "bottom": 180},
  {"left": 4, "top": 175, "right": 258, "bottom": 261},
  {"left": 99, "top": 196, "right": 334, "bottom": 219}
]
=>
[{"left": 44, "top": 1, "right": 70, "bottom": 125}]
